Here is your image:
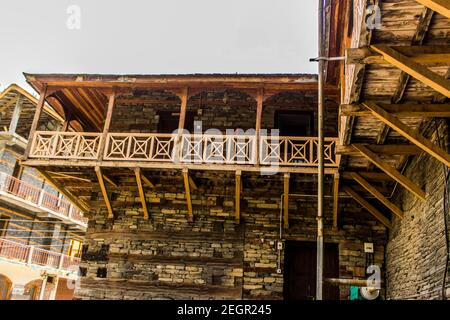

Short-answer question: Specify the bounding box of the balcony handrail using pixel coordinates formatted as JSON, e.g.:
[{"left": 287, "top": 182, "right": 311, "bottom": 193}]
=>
[
  {"left": 0, "top": 172, "right": 87, "bottom": 226},
  {"left": 0, "top": 238, "right": 80, "bottom": 272}
]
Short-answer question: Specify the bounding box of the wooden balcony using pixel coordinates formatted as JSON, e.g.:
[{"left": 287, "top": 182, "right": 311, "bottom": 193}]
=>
[{"left": 27, "top": 131, "right": 340, "bottom": 173}]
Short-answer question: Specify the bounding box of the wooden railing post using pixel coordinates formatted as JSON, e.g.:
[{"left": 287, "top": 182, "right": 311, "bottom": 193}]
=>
[
  {"left": 24, "top": 84, "right": 48, "bottom": 160},
  {"left": 98, "top": 90, "right": 116, "bottom": 161},
  {"left": 27, "top": 246, "right": 34, "bottom": 265}
]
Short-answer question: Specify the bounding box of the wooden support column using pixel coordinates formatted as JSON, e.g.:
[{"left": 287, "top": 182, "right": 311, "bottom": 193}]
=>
[
  {"left": 363, "top": 101, "right": 450, "bottom": 168},
  {"left": 182, "top": 168, "right": 193, "bottom": 222},
  {"left": 95, "top": 166, "right": 113, "bottom": 219},
  {"left": 350, "top": 172, "right": 404, "bottom": 219},
  {"left": 332, "top": 173, "right": 340, "bottom": 230},
  {"left": 371, "top": 45, "right": 450, "bottom": 98},
  {"left": 9, "top": 95, "right": 23, "bottom": 135},
  {"left": 353, "top": 144, "right": 427, "bottom": 201},
  {"left": 415, "top": 0, "right": 450, "bottom": 19},
  {"left": 255, "top": 88, "right": 263, "bottom": 164},
  {"left": 98, "top": 90, "right": 116, "bottom": 161},
  {"left": 177, "top": 88, "right": 189, "bottom": 134},
  {"left": 24, "top": 85, "right": 47, "bottom": 159},
  {"left": 343, "top": 186, "right": 392, "bottom": 229},
  {"left": 235, "top": 170, "right": 241, "bottom": 223},
  {"left": 134, "top": 168, "right": 149, "bottom": 220},
  {"left": 283, "top": 173, "right": 290, "bottom": 229}
]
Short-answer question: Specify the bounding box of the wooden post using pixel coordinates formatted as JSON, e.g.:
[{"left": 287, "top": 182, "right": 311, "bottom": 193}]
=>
[
  {"left": 95, "top": 166, "right": 114, "bottom": 219},
  {"left": 182, "top": 168, "right": 193, "bottom": 222},
  {"left": 175, "top": 88, "right": 189, "bottom": 163},
  {"left": 9, "top": 95, "right": 23, "bottom": 135},
  {"left": 283, "top": 173, "right": 290, "bottom": 229},
  {"left": 255, "top": 89, "right": 264, "bottom": 164},
  {"left": 134, "top": 168, "right": 149, "bottom": 220},
  {"left": 332, "top": 173, "right": 340, "bottom": 231},
  {"left": 24, "top": 85, "right": 48, "bottom": 160},
  {"left": 98, "top": 90, "right": 116, "bottom": 161},
  {"left": 235, "top": 170, "right": 242, "bottom": 223}
]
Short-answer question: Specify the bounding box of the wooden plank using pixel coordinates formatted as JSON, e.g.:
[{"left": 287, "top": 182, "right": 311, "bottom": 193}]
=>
[
  {"left": 350, "top": 172, "right": 404, "bottom": 219},
  {"left": 337, "top": 144, "right": 422, "bottom": 156},
  {"left": 134, "top": 168, "right": 149, "bottom": 220},
  {"left": 24, "top": 85, "right": 47, "bottom": 159},
  {"left": 182, "top": 168, "right": 193, "bottom": 222},
  {"left": 353, "top": 144, "right": 427, "bottom": 201},
  {"left": 371, "top": 45, "right": 450, "bottom": 98},
  {"left": 35, "top": 168, "right": 89, "bottom": 213},
  {"left": 363, "top": 101, "right": 450, "bottom": 168},
  {"left": 235, "top": 170, "right": 241, "bottom": 223},
  {"left": 341, "top": 103, "right": 450, "bottom": 117},
  {"left": 98, "top": 91, "right": 116, "bottom": 161},
  {"left": 283, "top": 173, "right": 290, "bottom": 229},
  {"left": 343, "top": 186, "right": 392, "bottom": 229},
  {"left": 94, "top": 166, "right": 114, "bottom": 219},
  {"left": 8, "top": 95, "right": 23, "bottom": 134},
  {"left": 415, "top": 0, "right": 450, "bottom": 19},
  {"left": 332, "top": 173, "right": 340, "bottom": 231}
]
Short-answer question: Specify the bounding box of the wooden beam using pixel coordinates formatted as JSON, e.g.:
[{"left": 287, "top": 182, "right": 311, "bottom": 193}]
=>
[
  {"left": 341, "top": 172, "right": 391, "bottom": 182},
  {"left": 24, "top": 85, "right": 47, "bottom": 159},
  {"left": 102, "top": 173, "right": 118, "bottom": 188},
  {"left": 343, "top": 186, "right": 392, "bottom": 229},
  {"left": 350, "top": 172, "right": 404, "bottom": 219},
  {"left": 134, "top": 168, "right": 149, "bottom": 220},
  {"left": 337, "top": 144, "right": 422, "bottom": 156},
  {"left": 332, "top": 173, "right": 340, "bottom": 231},
  {"left": 177, "top": 87, "right": 189, "bottom": 133},
  {"left": 415, "top": 0, "right": 450, "bottom": 19},
  {"left": 235, "top": 170, "right": 241, "bottom": 224},
  {"left": 182, "top": 168, "right": 193, "bottom": 222},
  {"left": 353, "top": 144, "right": 427, "bottom": 201},
  {"left": 255, "top": 88, "right": 264, "bottom": 163},
  {"left": 141, "top": 174, "right": 155, "bottom": 188},
  {"left": 94, "top": 166, "right": 114, "bottom": 219},
  {"left": 98, "top": 91, "right": 116, "bottom": 161},
  {"left": 35, "top": 168, "right": 89, "bottom": 213},
  {"left": 363, "top": 101, "right": 450, "bottom": 168},
  {"left": 341, "top": 103, "right": 450, "bottom": 117},
  {"left": 283, "top": 173, "right": 290, "bottom": 229},
  {"left": 47, "top": 171, "right": 92, "bottom": 182},
  {"left": 8, "top": 95, "right": 23, "bottom": 134},
  {"left": 189, "top": 175, "right": 198, "bottom": 191},
  {"left": 371, "top": 45, "right": 450, "bottom": 98}
]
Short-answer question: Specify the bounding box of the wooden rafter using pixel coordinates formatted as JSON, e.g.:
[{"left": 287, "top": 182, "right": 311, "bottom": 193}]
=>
[
  {"left": 341, "top": 103, "right": 450, "bottom": 117},
  {"left": 94, "top": 166, "right": 114, "bottom": 219},
  {"left": 415, "top": 0, "right": 450, "bottom": 19},
  {"left": 134, "top": 168, "right": 149, "bottom": 220},
  {"left": 182, "top": 168, "right": 193, "bottom": 222},
  {"left": 36, "top": 168, "right": 89, "bottom": 213},
  {"left": 343, "top": 186, "right": 392, "bottom": 229},
  {"left": 337, "top": 144, "right": 422, "bottom": 156},
  {"left": 235, "top": 170, "right": 241, "bottom": 224},
  {"left": 349, "top": 172, "right": 404, "bottom": 219},
  {"left": 341, "top": 172, "right": 391, "bottom": 182},
  {"left": 283, "top": 173, "right": 290, "bottom": 229},
  {"left": 353, "top": 144, "right": 426, "bottom": 201},
  {"left": 371, "top": 45, "right": 450, "bottom": 98},
  {"left": 332, "top": 173, "right": 340, "bottom": 230},
  {"left": 47, "top": 171, "right": 92, "bottom": 183},
  {"left": 363, "top": 101, "right": 450, "bottom": 168}
]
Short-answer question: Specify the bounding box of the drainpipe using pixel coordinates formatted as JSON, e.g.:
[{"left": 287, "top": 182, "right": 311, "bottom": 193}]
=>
[{"left": 316, "top": 0, "right": 326, "bottom": 301}]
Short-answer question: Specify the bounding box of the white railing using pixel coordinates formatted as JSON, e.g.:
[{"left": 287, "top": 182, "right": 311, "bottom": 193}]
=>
[
  {"left": 0, "top": 238, "right": 80, "bottom": 273},
  {"left": 0, "top": 172, "right": 88, "bottom": 227},
  {"left": 29, "top": 131, "right": 102, "bottom": 160},
  {"left": 29, "top": 131, "right": 340, "bottom": 168}
]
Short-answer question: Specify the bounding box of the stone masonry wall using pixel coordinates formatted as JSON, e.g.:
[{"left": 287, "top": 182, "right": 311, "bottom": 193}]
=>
[
  {"left": 75, "top": 171, "right": 387, "bottom": 300},
  {"left": 386, "top": 120, "right": 450, "bottom": 299}
]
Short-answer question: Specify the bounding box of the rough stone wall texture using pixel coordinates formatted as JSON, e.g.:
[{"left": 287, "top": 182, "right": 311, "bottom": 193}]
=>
[
  {"left": 386, "top": 120, "right": 450, "bottom": 300},
  {"left": 76, "top": 171, "right": 387, "bottom": 300}
]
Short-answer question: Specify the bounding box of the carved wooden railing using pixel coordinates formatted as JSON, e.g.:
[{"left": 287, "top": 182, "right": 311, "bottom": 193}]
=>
[
  {"left": 29, "top": 132, "right": 339, "bottom": 168},
  {"left": 30, "top": 131, "right": 102, "bottom": 160},
  {"left": 260, "top": 136, "right": 339, "bottom": 167}
]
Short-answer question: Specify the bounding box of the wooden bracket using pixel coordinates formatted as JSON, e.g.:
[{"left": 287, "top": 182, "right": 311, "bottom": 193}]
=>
[
  {"left": 182, "top": 168, "right": 193, "bottom": 222},
  {"left": 95, "top": 166, "right": 114, "bottom": 219},
  {"left": 134, "top": 168, "right": 149, "bottom": 220},
  {"left": 283, "top": 173, "right": 290, "bottom": 229},
  {"left": 235, "top": 170, "right": 242, "bottom": 224}
]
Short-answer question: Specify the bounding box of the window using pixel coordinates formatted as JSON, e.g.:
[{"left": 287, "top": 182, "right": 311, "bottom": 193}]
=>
[
  {"left": 157, "top": 111, "right": 195, "bottom": 133},
  {"left": 68, "top": 240, "right": 83, "bottom": 258},
  {"left": 0, "top": 215, "right": 10, "bottom": 237},
  {"left": 275, "top": 111, "right": 314, "bottom": 137}
]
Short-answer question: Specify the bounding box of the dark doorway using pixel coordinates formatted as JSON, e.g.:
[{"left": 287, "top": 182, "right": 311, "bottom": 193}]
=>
[
  {"left": 157, "top": 111, "right": 195, "bottom": 133},
  {"left": 284, "top": 241, "right": 339, "bottom": 300},
  {"left": 275, "top": 111, "right": 314, "bottom": 137}
]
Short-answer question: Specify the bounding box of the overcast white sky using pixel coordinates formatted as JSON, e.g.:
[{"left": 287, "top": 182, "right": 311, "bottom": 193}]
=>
[{"left": 0, "top": 0, "right": 318, "bottom": 93}]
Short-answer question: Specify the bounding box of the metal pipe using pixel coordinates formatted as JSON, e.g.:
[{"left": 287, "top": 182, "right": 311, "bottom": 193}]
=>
[{"left": 316, "top": 0, "right": 326, "bottom": 301}]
